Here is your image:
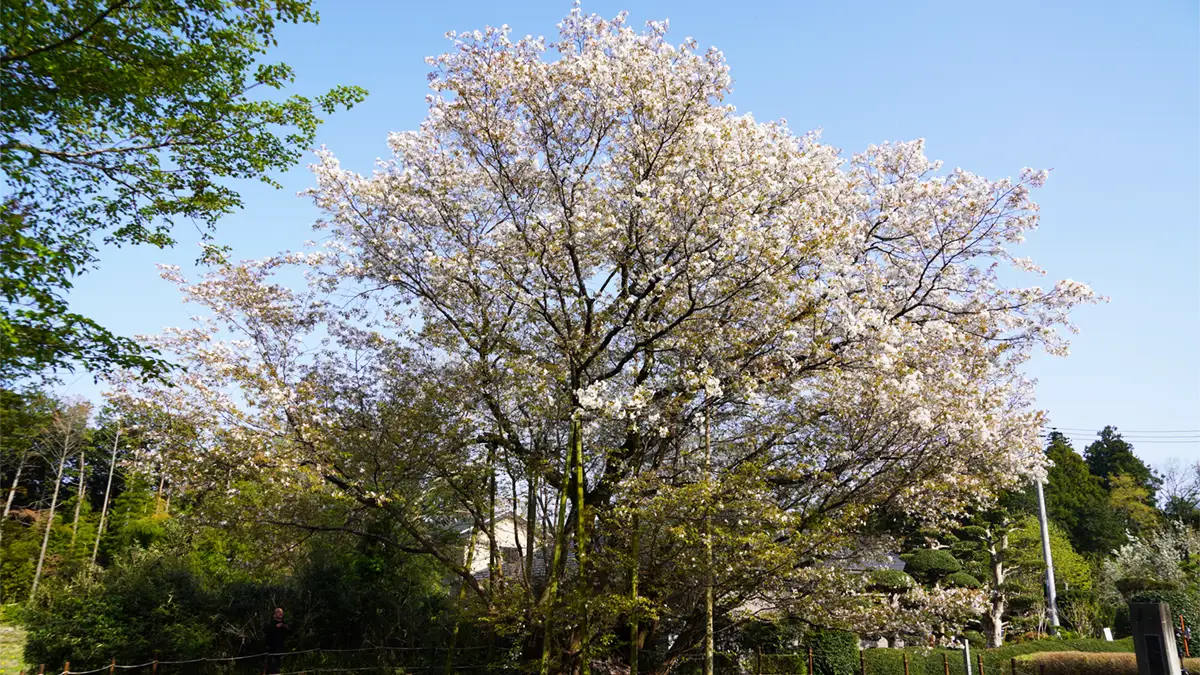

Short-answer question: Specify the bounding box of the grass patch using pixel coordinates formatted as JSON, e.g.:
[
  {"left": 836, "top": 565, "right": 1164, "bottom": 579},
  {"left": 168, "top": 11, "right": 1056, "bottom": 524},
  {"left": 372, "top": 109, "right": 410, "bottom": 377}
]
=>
[{"left": 0, "top": 624, "right": 28, "bottom": 675}]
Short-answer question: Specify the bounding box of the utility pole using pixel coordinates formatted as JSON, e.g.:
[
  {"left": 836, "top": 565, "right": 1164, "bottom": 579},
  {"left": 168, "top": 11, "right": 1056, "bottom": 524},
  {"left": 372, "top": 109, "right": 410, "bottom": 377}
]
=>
[{"left": 1035, "top": 478, "right": 1060, "bottom": 633}]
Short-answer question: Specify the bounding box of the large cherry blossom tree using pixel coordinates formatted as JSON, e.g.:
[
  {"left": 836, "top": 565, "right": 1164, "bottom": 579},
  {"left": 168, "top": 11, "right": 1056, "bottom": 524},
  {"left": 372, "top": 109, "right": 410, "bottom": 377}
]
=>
[{"left": 112, "top": 7, "right": 1097, "bottom": 673}]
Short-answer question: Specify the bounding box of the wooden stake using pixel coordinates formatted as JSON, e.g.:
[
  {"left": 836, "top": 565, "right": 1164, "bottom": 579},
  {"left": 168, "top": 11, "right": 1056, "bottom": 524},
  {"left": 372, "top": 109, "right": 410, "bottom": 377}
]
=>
[
  {"left": 942, "top": 653, "right": 949, "bottom": 675},
  {"left": 62, "top": 662, "right": 69, "bottom": 675},
  {"left": 859, "top": 649, "right": 866, "bottom": 675},
  {"left": 151, "top": 661, "right": 157, "bottom": 675},
  {"left": 109, "top": 658, "right": 115, "bottom": 675},
  {"left": 903, "top": 651, "right": 909, "bottom": 675},
  {"left": 1181, "top": 613, "right": 1190, "bottom": 658},
  {"left": 38, "top": 666, "right": 45, "bottom": 675},
  {"left": 808, "top": 646, "right": 813, "bottom": 675},
  {"left": 978, "top": 652, "right": 985, "bottom": 675},
  {"left": 1011, "top": 657, "right": 1017, "bottom": 675}
]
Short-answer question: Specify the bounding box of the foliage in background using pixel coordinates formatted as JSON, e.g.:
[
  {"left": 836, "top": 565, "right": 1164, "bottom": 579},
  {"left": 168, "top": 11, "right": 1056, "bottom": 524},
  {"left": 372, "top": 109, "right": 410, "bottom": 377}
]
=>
[
  {"left": 21, "top": 520, "right": 450, "bottom": 669},
  {"left": 0, "top": 0, "right": 366, "bottom": 381}
]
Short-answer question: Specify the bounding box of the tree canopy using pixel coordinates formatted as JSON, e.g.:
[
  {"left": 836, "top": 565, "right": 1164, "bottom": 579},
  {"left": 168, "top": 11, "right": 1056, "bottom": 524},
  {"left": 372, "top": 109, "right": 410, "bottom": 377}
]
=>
[
  {"left": 0, "top": 0, "right": 366, "bottom": 382},
  {"left": 1043, "top": 432, "right": 1126, "bottom": 556},
  {"left": 108, "top": 9, "right": 1097, "bottom": 669},
  {"left": 1084, "top": 427, "right": 1161, "bottom": 501}
]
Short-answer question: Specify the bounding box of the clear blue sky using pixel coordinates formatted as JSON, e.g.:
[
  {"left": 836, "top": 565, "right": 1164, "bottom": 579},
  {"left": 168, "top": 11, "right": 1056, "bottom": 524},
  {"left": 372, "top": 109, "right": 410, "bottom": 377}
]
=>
[{"left": 63, "top": 1, "right": 1200, "bottom": 467}]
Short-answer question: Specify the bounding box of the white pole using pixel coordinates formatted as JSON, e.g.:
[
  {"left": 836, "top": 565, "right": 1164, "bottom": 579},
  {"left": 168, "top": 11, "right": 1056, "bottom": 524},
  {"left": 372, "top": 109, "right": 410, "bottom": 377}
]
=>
[{"left": 1036, "top": 479, "right": 1061, "bottom": 632}]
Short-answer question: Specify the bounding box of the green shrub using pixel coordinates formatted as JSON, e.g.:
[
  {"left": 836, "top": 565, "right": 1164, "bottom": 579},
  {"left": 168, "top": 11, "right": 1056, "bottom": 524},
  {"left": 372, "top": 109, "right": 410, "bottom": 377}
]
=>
[
  {"left": 1116, "top": 576, "right": 1178, "bottom": 595},
  {"left": 21, "top": 525, "right": 450, "bottom": 671},
  {"left": 756, "top": 653, "right": 806, "bottom": 674},
  {"left": 0, "top": 604, "right": 21, "bottom": 624},
  {"left": 945, "top": 572, "right": 982, "bottom": 589},
  {"left": 868, "top": 569, "right": 916, "bottom": 593},
  {"left": 962, "top": 630, "right": 985, "bottom": 649},
  {"left": 808, "top": 628, "right": 856, "bottom": 675},
  {"left": 901, "top": 549, "right": 962, "bottom": 584}
]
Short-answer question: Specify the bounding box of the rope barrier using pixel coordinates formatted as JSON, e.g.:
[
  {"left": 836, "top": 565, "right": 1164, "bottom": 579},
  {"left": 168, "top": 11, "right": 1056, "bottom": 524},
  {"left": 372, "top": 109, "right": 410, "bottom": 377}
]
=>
[{"left": 60, "top": 644, "right": 496, "bottom": 674}]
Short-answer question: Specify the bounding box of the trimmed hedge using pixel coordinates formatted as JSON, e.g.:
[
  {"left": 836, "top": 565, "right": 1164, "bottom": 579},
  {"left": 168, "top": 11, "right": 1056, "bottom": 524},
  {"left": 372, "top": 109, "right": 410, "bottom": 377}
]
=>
[
  {"left": 944, "top": 572, "right": 982, "bottom": 589},
  {"left": 809, "top": 629, "right": 857, "bottom": 675},
  {"left": 901, "top": 549, "right": 962, "bottom": 584},
  {"left": 1015, "top": 651, "right": 1200, "bottom": 675},
  {"left": 860, "top": 638, "right": 1135, "bottom": 675}
]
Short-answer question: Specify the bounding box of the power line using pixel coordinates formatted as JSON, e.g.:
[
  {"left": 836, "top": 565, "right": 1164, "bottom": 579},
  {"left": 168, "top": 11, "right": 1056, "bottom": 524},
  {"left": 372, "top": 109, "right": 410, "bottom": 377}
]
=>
[
  {"left": 1044, "top": 436, "right": 1199, "bottom": 445},
  {"left": 1043, "top": 430, "right": 1200, "bottom": 443},
  {"left": 1050, "top": 427, "right": 1200, "bottom": 434}
]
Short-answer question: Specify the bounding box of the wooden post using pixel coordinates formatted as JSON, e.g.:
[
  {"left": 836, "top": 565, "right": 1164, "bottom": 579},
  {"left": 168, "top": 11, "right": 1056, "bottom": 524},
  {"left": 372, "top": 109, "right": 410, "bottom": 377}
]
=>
[
  {"left": 1182, "top": 613, "right": 1191, "bottom": 658},
  {"left": 977, "top": 652, "right": 985, "bottom": 675},
  {"left": 942, "top": 653, "right": 949, "bottom": 675},
  {"left": 860, "top": 649, "right": 866, "bottom": 675},
  {"left": 808, "top": 646, "right": 814, "bottom": 675},
  {"left": 903, "top": 651, "right": 909, "bottom": 675},
  {"left": 151, "top": 661, "right": 158, "bottom": 675},
  {"left": 109, "top": 658, "right": 115, "bottom": 675},
  {"left": 1010, "top": 656, "right": 1017, "bottom": 675},
  {"left": 38, "top": 666, "right": 45, "bottom": 675},
  {"left": 63, "top": 662, "right": 69, "bottom": 675}
]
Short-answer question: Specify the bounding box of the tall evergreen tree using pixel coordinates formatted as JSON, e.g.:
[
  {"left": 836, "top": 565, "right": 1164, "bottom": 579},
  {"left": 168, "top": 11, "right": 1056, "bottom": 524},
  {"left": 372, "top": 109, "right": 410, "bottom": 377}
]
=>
[
  {"left": 1043, "top": 432, "right": 1126, "bottom": 556},
  {"left": 1084, "top": 427, "right": 1162, "bottom": 500}
]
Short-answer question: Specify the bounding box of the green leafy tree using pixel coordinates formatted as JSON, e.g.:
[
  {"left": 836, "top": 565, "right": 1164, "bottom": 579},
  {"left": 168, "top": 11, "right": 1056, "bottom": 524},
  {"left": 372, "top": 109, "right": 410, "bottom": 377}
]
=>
[
  {"left": 1043, "top": 433, "right": 1126, "bottom": 556},
  {"left": 954, "top": 504, "right": 1025, "bottom": 647},
  {"left": 1084, "top": 427, "right": 1162, "bottom": 501},
  {"left": 1108, "top": 474, "right": 1161, "bottom": 533},
  {"left": 1006, "top": 516, "right": 1094, "bottom": 594},
  {"left": 0, "top": 0, "right": 366, "bottom": 381}
]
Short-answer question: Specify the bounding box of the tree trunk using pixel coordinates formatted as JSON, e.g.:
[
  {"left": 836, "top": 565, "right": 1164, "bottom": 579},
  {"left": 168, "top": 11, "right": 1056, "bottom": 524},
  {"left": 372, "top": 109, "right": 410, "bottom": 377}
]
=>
[
  {"left": 540, "top": 424, "right": 575, "bottom": 675},
  {"left": 488, "top": 444, "right": 498, "bottom": 588},
  {"left": 526, "top": 470, "right": 537, "bottom": 590},
  {"left": 573, "top": 417, "right": 590, "bottom": 675},
  {"left": 486, "top": 444, "right": 498, "bottom": 665},
  {"left": 630, "top": 511, "right": 640, "bottom": 675},
  {"left": 30, "top": 449, "right": 68, "bottom": 600},
  {"left": 703, "top": 407, "right": 714, "bottom": 675},
  {"left": 69, "top": 445, "right": 86, "bottom": 549},
  {"left": 0, "top": 449, "right": 29, "bottom": 551},
  {"left": 91, "top": 425, "right": 121, "bottom": 565},
  {"left": 986, "top": 531, "right": 1009, "bottom": 647},
  {"left": 445, "top": 527, "right": 480, "bottom": 675}
]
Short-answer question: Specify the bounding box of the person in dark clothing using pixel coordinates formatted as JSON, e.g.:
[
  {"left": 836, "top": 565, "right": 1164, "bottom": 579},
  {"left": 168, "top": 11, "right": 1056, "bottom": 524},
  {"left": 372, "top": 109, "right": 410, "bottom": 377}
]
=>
[{"left": 264, "top": 607, "right": 290, "bottom": 674}]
